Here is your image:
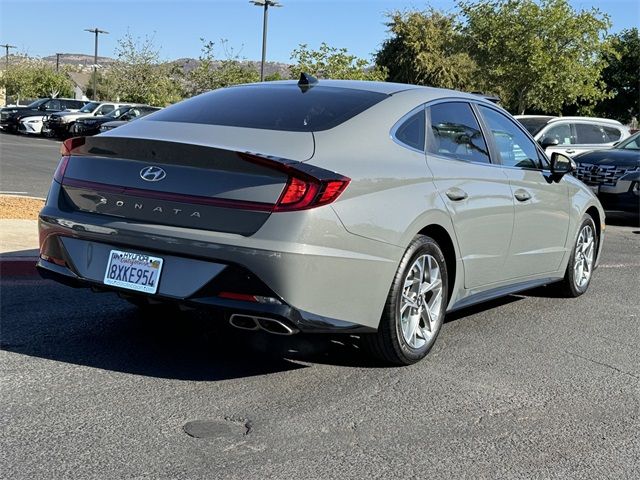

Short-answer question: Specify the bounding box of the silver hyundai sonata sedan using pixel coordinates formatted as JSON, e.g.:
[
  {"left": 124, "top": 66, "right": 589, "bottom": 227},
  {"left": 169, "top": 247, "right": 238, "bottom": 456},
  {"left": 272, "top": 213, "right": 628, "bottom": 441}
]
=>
[{"left": 37, "top": 76, "right": 605, "bottom": 365}]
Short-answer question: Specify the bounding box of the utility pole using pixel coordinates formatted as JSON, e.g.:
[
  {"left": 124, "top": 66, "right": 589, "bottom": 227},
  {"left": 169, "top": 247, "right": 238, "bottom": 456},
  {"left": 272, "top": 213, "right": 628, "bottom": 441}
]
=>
[
  {"left": 56, "top": 53, "right": 63, "bottom": 72},
  {"left": 250, "top": 1, "right": 282, "bottom": 81},
  {"left": 84, "top": 28, "right": 108, "bottom": 100},
  {"left": 1, "top": 44, "right": 17, "bottom": 70}
]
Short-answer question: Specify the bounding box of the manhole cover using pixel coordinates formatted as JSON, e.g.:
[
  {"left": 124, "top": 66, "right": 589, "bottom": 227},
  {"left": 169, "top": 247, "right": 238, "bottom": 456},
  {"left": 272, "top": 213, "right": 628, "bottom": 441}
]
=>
[{"left": 183, "top": 419, "right": 250, "bottom": 439}]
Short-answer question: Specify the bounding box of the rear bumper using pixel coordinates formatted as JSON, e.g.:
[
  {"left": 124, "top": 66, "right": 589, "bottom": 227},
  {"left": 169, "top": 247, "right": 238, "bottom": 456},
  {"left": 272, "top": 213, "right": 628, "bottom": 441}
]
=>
[
  {"left": 37, "top": 256, "right": 372, "bottom": 333},
  {"left": 38, "top": 181, "right": 402, "bottom": 331}
]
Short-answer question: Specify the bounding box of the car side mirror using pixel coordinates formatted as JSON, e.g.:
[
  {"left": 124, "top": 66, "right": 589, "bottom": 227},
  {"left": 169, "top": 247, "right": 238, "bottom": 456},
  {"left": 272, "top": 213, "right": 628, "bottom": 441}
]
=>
[
  {"left": 550, "top": 152, "right": 576, "bottom": 178},
  {"left": 540, "top": 137, "right": 559, "bottom": 149}
]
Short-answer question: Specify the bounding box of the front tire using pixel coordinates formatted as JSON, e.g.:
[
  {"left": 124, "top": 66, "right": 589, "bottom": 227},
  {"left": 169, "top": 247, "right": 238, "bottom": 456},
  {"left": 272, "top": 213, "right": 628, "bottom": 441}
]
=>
[
  {"left": 365, "top": 235, "right": 448, "bottom": 365},
  {"left": 560, "top": 214, "right": 598, "bottom": 297}
]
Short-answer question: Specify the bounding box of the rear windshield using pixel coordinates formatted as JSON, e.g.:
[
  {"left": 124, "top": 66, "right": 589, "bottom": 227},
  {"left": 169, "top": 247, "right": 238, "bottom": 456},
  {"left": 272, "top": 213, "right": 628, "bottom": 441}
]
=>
[
  {"left": 516, "top": 117, "right": 553, "bottom": 136},
  {"left": 148, "top": 84, "right": 389, "bottom": 132}
]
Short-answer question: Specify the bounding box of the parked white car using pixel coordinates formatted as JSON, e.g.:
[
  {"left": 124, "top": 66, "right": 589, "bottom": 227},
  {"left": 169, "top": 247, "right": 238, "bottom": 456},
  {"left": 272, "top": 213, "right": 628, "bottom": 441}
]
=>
[
  {"left": 19, "top": 115, "right": 46, "bottom": 134},
  {"left": 43, "top": 101, "right": 126, "bottom": 137},
  {"left": 516, "top": 115, "right": 630, "bottom": 157}
]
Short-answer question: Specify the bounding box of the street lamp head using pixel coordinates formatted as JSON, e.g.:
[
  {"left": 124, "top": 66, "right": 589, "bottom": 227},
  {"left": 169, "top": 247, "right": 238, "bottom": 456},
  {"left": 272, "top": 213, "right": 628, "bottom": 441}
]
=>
[{"left": 250, "top": 1, "right": 282, "bottom": 6}]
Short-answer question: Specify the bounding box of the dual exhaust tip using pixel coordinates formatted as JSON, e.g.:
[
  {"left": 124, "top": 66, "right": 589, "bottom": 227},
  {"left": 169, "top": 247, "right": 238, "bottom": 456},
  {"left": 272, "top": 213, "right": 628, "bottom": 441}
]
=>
[{"left": 229, "top": 314, "right": 299, "bottom": 336}]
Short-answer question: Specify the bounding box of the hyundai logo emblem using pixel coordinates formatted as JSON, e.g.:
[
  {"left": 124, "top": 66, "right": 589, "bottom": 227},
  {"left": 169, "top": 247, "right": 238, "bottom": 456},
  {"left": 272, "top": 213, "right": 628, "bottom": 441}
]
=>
[{"left": 139, "top": 166, "right": 167, "bottom": 182}]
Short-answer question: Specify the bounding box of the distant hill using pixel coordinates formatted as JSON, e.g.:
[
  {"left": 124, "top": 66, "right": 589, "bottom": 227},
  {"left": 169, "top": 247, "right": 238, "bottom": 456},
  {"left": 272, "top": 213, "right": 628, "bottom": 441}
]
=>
[{"left": 40, "top": 53, "right": 292, "bottom": 77}]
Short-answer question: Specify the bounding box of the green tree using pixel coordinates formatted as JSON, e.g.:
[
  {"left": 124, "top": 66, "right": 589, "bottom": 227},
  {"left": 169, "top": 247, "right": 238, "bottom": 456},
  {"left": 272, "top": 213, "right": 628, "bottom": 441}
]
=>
[
  {"left": 290, "top": 43, "right": 386, "bottom": 81},
  {"left": 0, "top": 56, "right": 74, "bottom": 103},
  {"left": 376, "top": 9, "right": 478, "bottom": 90},
  {"left": 459, "top": 0, "right": 612, "bottom": 114},
  {"left": 109, "top": 32, "right": 182, "bottom": 106},
  {"left": 594, "top": 28, "right": 640, "bottom": 123},
  {"left": 187, "top": 39, "right": 259, "bottom": 95}
]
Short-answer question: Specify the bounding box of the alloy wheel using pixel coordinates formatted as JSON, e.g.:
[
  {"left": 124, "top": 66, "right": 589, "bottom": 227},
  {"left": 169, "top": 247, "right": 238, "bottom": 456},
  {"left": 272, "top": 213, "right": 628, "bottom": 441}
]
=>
[
  {"left": 574, "top": 224, "right": 595, "bottom": 289},
  {"left": 399, "top": 254, "right": 444, "bottom": 349}
]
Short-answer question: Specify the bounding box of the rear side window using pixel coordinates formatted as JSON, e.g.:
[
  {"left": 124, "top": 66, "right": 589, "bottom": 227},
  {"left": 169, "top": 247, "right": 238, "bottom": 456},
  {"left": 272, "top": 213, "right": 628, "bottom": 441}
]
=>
[
  {"left": 575, "top": 124, "right": 606, "bottom": 144},
  {"left": 148, "top": 84, "right": 388, "bottom": 132},
  {"left": 65, "top": 100, "right": 84, "bottom": 109},
  {"left": 427, "top": 102, "right": 490, "bottom": 163},
  {"left": 602, "top": 125, "right": 621, "bottom": 142},
  {"left": 394, "top": 110, "right": 425, "bottom": 151}
]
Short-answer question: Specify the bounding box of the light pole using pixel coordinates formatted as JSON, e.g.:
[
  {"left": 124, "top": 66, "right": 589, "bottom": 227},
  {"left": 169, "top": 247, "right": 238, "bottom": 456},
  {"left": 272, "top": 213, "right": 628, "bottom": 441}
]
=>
[
  {"left": 56, "top": 53, "right": 63, "bottom": 72},
  {"left": 1, "top": 44, "right": 17, "bottom": 70},
  {"left": 250, "top": 0, "right": 282, "bottom": 81},
  {"left": 84, "top": 28, "right": 109, "bottom": 100}
]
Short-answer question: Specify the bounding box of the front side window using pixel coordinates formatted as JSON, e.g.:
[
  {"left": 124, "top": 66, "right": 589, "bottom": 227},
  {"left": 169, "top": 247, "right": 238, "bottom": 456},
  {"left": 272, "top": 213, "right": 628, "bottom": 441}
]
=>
[
  {"left": 543, "top": 124, "right": 575, "bottom": 145},
  {"left": 479, "top": 105, "right": 540, "bottom": 169},
  {"left": 575, "top": 123, "right": 607, "bottom": 144},
  {"left": 394, "top": 110, "right": 425, "bottom": 151},
  {"left": 97, "top": 104, "right": 115, "bottom": 115},
  {"left": 427, "top": 102, "right": 490, "bottom": 163}
]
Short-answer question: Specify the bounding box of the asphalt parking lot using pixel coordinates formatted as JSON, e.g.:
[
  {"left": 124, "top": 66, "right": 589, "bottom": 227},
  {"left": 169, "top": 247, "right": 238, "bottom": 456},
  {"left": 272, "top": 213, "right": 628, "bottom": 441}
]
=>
[
  {"left": 1, "top": 133, "right": 639, "bottom": 479},
  {"left": 0, "top": 132, "right": 61, "bottom": 198},
  {"left": 1, "top": 227, "right": 638, "bottom": 479}
]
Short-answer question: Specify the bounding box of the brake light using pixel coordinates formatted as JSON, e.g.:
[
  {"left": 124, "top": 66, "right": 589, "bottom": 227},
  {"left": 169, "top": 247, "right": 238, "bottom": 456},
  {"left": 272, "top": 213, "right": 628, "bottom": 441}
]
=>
[
  {"left": 239, "top": 153, "right": 350, "bottom": 212},
  {"left": 55, "top": 137, "right": 86, "bottom": 183},
  {"left": 60, "top": 136, "right": 86, "bottom": 156}
]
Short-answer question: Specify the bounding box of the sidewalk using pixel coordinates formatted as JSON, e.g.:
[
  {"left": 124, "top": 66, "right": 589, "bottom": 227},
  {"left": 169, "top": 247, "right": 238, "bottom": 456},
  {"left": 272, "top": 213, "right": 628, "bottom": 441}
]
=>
[{"left": 0, "top": 219, "right": 39, "bottom": 277}]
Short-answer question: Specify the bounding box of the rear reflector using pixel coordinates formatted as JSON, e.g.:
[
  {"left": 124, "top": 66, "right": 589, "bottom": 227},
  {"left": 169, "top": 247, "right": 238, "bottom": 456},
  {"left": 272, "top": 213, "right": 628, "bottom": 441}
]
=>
[{"left": 218, "top": 291, "right": 282, "bottom": 304}]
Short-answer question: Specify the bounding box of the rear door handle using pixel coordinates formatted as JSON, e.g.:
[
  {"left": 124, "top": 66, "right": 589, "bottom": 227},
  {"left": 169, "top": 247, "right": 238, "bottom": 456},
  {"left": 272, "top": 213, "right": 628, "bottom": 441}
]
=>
[
  {"left": 565, "top": 149, "right": 576, "bottom": 154},
  {"left": 445, "top": 188, "right": 468, "bottom": 201},
  {"left": 514, "top": 189, "right": 531, "bottom": 202}
]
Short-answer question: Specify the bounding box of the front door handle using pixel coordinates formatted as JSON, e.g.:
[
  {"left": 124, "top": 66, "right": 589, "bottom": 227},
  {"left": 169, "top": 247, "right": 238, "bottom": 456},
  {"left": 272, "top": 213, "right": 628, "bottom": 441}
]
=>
[
  {"left": 445, "top": 188, "right": 468, "bottom": 201},
  {"left": 565, "top": 149, "right": 576, "bottom": 154},
  {"left": 514, "top": 189, "right": 532, "bottom": 202}
]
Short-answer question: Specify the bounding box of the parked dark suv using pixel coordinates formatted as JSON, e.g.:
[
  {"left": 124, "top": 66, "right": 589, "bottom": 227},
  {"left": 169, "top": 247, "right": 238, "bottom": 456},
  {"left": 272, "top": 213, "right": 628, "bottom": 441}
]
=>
[{"left": 0, "top": 98, "right": 86, "bottom": 133}]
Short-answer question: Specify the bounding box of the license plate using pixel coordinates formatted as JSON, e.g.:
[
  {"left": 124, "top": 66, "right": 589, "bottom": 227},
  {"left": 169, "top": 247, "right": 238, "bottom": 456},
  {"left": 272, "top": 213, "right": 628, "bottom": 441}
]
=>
[{"left": 103, "top": 249, "right": 163, "bottom": 294}]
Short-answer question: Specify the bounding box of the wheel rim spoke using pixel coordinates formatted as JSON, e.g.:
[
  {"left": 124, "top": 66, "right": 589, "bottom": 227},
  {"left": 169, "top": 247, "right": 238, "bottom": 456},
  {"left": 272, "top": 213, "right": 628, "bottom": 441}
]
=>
[
  {"left": 574, "top": 225, "right": 595, "bottom": 288},
  {"left": 399, "top": 253, "right": 444, "bottom": 349}
]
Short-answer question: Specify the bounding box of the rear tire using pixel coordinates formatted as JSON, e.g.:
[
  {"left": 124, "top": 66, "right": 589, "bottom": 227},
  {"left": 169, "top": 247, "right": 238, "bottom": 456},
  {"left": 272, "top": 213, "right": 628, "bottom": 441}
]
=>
[
  {"left": 365, "top": 235, "right": 448, "bottom": 366},
  {"left": 559, "top": 214, "right": 598, "bottom": 297}
]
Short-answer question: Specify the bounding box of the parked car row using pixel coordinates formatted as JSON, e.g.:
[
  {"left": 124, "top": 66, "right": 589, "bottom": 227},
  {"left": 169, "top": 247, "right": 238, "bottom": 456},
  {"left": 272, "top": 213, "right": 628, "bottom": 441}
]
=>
[
  {"left": 0, "top": 98, "right": 161, "bottom": 138},
  {"left": 515, "top": 115, "right": 638, "bottom": 216}
]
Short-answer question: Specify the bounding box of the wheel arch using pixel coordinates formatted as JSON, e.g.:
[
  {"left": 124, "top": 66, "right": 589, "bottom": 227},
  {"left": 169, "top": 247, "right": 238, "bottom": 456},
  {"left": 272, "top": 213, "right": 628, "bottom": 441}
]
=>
[
  {"left": 417, "top": 223, "right": 457, "bottom": 300},
  {"left": 585, "top": 205, "right": 602, "bottom": 261}
]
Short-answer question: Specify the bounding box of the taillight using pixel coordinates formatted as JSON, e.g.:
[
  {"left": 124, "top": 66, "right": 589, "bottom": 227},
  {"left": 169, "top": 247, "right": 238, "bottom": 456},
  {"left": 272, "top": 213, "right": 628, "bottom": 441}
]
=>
[
  {"left": 60, "top": 136, "right": 86, "bottom": 156},
  {"left": 240, "top": 153, "right": 350, "bottom": 212},
  {"left": 55, "top": 137, "right": 86, "bottom": 183}
]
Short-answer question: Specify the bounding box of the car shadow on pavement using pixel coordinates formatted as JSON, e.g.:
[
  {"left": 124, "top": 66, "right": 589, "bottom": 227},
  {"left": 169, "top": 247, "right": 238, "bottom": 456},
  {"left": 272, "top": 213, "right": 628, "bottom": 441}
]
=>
[
  {"left": 0, "top": 286, "right": 313, "bottom": 381},
  {"left": 1, "top": 281, "right": 539, "bottom": 375}
]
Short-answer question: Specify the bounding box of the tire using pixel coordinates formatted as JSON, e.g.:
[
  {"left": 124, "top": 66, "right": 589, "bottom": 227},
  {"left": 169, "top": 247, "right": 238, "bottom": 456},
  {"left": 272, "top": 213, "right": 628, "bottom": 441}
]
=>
[
  {"left": 365, "top": 235, "right": 448, "bottom": 366},
  {"left": 559, "top": 214, "right": 598, "bottom": 297}
]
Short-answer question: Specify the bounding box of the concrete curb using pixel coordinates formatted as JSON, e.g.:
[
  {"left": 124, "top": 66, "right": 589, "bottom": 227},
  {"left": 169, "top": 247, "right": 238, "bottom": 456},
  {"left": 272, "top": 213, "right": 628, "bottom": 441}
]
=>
[{"left": 0, "top": 256, "right": 40, "bottom": 278}]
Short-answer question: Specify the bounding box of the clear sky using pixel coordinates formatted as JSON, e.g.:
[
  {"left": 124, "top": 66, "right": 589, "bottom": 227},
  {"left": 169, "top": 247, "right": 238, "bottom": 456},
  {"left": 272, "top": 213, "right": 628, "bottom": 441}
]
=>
[{"left": 1, "top": 0, "right": 638, "bottom": 63}]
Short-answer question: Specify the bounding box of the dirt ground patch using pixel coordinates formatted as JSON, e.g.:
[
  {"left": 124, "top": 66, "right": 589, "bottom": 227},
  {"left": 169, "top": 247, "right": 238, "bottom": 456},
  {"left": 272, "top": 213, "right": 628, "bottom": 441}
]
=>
[{"left": 0, "top": 195, "right": 45, "bottom": 220}]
